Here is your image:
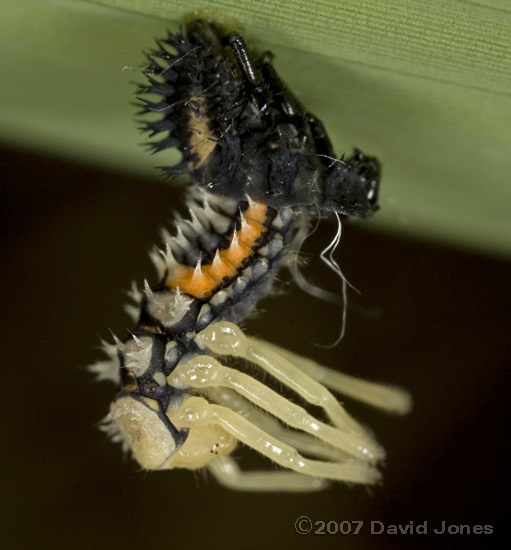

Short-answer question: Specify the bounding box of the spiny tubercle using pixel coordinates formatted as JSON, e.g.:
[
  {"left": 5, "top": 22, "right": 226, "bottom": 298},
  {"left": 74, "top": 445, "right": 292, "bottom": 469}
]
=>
[{"left": 165, "top": 201, "right": 268, "bottom": 298}]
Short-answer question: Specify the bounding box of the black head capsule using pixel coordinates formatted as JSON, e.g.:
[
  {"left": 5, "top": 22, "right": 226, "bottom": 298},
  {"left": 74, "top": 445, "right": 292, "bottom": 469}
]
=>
[{"left": 322, "top": 150, "right": 381, "bottom": 217}]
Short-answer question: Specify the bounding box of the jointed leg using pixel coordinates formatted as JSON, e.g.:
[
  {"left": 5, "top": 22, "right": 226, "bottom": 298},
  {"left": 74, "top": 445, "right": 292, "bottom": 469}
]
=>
[
  {"left": 205, "top": 387, "right": 351, "bottom": 463},
  {"left": 225, "top": 33, "right": 261, "bottom": 87},
  {"left": 170, "top": 396, "right": 381, "bottom": 485},
  {"left": 169, "top": 355, "right": 383, "bottom": 462},
  {"left": 208, "top": 456, "right": 329, "bottom": 492},
  {"left": 195, "top": 321, "right": 366, "bottom": 434},
  {"left": 256, "top": 338, "right": 412, "bottom": 414}
]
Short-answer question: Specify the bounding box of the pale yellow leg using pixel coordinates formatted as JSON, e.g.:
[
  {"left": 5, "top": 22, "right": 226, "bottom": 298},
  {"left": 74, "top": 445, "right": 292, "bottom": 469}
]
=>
[
  {"left": 208, "top": 456, "right": 329, "bottom": 492},
  {"left": 195, "top": 321, "right": 366, "bottom": 434},
  {"left": 205, "top": 387, "right": 350, "bottom": 463},
  {"left": 256, "top": 338, "right": 412, "bottom": 414},
  {"left": 169, "top": 355, "right": 383, "bottom": 462},
  {"left": 171, "top": 396, "right": 381, "bottom": 485}
]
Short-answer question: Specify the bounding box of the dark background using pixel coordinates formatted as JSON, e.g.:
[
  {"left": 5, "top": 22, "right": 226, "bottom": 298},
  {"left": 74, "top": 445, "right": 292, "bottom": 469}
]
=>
[{"left": 1, "top": 146, "right": 508, "bottom": 549}]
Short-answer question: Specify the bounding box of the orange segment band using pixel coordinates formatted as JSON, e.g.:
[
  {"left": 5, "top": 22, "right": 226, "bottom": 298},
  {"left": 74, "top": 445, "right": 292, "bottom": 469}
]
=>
[{"left": 166, "top": 202, "right": 268, "bottom": 298}]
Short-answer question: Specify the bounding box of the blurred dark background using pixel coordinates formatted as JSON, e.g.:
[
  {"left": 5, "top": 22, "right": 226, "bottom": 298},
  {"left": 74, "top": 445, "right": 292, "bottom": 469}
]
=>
[{"left": 1, "top": 145, "right": 508, "bottom": 549}]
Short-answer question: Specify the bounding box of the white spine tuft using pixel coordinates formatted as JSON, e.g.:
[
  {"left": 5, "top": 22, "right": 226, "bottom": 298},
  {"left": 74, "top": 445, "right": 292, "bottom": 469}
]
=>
[
  {"left": 143, "top": 279, "right": 154, "bottom": 299},
  {"left": 149, "top": 246, "right": 167, "bottom": 278}
]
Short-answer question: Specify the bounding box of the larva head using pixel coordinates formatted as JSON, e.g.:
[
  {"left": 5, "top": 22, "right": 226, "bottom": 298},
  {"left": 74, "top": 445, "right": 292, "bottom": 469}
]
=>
[{"left": 321, "top": 150, "right": 380, "bottom": 217}]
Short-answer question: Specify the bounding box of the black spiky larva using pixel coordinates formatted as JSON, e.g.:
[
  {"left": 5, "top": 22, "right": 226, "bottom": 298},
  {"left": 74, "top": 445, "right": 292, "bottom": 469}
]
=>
[{"left": 90, "top": 19, "right": 411, "bottom": 492}]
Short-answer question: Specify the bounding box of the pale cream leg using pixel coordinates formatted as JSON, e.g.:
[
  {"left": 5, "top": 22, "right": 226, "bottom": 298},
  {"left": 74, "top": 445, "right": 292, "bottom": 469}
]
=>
[
  {"left": 169, "top": 355, "right": 383, "bottom": 462},
  {"left": 195, "top": 321, "right": 366, "bottom": 434},
  {"left": 171, "top": 396, "right": 381, "bottom": 485},
  {"left": 208, "top": 456, "right": 329, "bottom": 492},
  {"left": 255, "top": 338, "right": 412, "bottom": 414},
  {"left": 205, "top": 387, "right": 350, "bottom": 463}
]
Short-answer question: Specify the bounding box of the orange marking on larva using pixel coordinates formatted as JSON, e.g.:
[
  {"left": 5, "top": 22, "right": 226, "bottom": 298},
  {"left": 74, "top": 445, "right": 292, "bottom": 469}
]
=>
[
  {"left": 239, "top": 218, "right": 264, "bottom": 246},
  {"left": 166, "top": 203, "right": 268, "bottom": 298},
  {"left": 181, "top": 270, "right": 215, "bottom": 298},
  {"left": 204, "top": 253, "right": 237, "bottom": 281},
  {"left": 220, "top": 232, "right": 251, "bottom": 267},
  {"left": 244, "top": 202, "right": 267, "bottom": 224}
]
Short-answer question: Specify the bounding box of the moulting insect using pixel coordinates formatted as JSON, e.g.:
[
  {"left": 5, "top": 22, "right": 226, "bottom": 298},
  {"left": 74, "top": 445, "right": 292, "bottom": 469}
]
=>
[{"left": 90, "top": 19, "right": 411, "bottom": 491}]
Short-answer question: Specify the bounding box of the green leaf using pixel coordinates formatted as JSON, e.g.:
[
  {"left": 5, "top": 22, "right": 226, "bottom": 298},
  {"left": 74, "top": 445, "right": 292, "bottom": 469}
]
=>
[{"left": 1, "top": 0, "right": 510, "bottom": 256}]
